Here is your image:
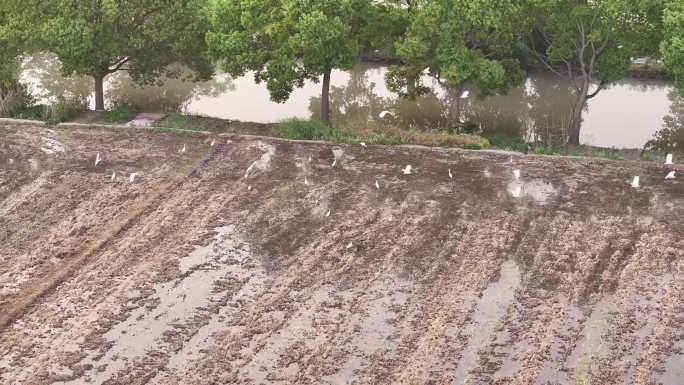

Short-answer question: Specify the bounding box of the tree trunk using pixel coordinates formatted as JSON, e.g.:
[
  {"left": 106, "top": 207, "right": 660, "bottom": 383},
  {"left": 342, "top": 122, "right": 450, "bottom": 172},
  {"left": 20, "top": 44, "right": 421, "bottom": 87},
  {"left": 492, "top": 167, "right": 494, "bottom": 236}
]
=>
[
  {"left": 94, "top": 74, "right": 105, "bottom": 111},
  {"left": 321, "top": 70, "right": 331, "bottom": 126},
  {"left": 568, "top": 81, "right": 590, "bottom": 147}
]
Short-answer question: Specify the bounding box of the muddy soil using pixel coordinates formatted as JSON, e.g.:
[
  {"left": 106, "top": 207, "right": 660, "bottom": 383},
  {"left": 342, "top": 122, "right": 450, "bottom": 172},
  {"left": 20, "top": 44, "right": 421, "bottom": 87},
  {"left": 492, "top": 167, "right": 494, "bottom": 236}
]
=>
[{"left": 1, "top": 124, "right": 683, "bottom": 385}]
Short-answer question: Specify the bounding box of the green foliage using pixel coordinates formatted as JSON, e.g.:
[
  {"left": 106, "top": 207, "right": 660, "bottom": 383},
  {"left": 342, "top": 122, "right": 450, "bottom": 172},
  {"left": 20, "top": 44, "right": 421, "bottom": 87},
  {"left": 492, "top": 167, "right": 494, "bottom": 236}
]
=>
[
  {"left": 207, "top": 0, "right": 383, "bottom": 122},
  {"left": 43, "top": 98, "right": 84, "bottom": 124},
  {"left": 103, "top": 104, "right": 137, "bottom": 123},
  {"left": 23, "top": 0, "right": 214, "bottom": 109},
  {"left": 662, "top": 1, "right": 684, "bottom": 93},
  {"left": 386, "top": 0, "right": 526, "bottom": 99},
  {"left": 277, "top": 118, "right": 335, "bottom": 140}
]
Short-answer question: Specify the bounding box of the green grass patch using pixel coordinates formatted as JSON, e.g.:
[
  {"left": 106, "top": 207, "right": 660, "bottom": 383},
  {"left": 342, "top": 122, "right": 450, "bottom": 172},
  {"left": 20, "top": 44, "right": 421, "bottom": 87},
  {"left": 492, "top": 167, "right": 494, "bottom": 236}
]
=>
[{"left": 103, "top": 104, "right": 137, "bottom": 123}]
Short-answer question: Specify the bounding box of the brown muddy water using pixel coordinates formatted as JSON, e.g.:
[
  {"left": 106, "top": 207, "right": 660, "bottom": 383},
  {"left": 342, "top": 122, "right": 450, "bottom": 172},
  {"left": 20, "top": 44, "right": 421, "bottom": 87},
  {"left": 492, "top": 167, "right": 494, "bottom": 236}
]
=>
[
  {"left": 21, "top": 53, "right": 681, "bottom": 149},
  {"left": 1, "top": 124, "right": 683, "bottom": 384}
]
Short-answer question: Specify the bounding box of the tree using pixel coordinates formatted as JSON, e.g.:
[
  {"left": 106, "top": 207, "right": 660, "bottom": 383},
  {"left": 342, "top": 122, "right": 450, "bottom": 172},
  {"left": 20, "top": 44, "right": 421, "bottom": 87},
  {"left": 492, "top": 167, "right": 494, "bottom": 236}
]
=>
[
  {"left": 385, "top": 0, "right": 526, "bottom": 124},
  {"left": 661, "top": 1, "right": 684, "bottom": 94},
  {"left": 524, "top": 0, "right": 664, "bottom": 146},
  {"left": 207, "top": 0, "right": 382, "bottom": 125},
  {"left": 0, "top": 1, "right": 29, "bottom": 116},
  {"left": 30, "top": 0, "right": 214, "bottom": 111}
]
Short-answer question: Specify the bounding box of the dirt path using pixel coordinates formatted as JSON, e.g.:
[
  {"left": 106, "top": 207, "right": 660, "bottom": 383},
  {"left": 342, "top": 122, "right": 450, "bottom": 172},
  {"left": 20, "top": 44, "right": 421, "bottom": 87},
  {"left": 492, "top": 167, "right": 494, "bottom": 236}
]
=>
[{"left": 1, "top": 124, "right": 683, "bottom": 385}]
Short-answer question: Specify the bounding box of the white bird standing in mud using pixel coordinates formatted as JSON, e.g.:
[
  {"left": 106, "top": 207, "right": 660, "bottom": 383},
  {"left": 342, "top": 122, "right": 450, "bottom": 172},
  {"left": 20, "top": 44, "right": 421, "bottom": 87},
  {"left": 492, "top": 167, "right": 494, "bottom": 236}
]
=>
[
  {"left": 511, "top": 185, "right": 522, "bottom": 198},
  {"left": 360, "top": 142, "right": 367, "bottom": 148},
  {"left": 94, "top": 152, "right": 101, "bottom": 167},
  {"left": 513, "top": 169, "right": 521, "bottom": 179},
  {"left": 346, "top": 241, "right": 353, "bottom": 249},
  {"left": 666, "top": 153, "right": 673, "bottom": 165},
  {"left": 304, "top": 176, "right": 309, "bottom": 185},
  {"left": 210, "top": 139, "right": 216, "bottom": 147},
  {"left": 448, "top": 169, "right": 453, "bottom": 179},
  {"left": 326, "top": 209, "right": 331, "bottom": 217},
  {"left": 460, "top": 90, "right": 470, "bottom": 99},
  {"left": 130, "top": 173, "right": 138, "bottom": 183},
  {"left": 375, "top": 180, "right": 380, "bottom": 189},
  {"left": 308, "top": 155, "right": 312, "bottom": 163},
  {"left": 332, "top": 158, "right": 337, "bottom": 168},
  {"left": 180, "top": 144, "right": 186, "bottom": 154},
  {"left": 402, "top": 165, "right": 412, "bottom": 175},
  {"left": 379, "top": 111, "right": 393, "bottom": 119},
  {"left": 111, "top": 172, "right": 116, "bottom": 181},
  {"left": 248, "top": 185, "right": 252, "bottom": 191},
  {"left": 666, "top": 171, "right": 676, "bottom": 180},
  {"left": 631, "top": 176, "right": 640, "bottom": 188}
]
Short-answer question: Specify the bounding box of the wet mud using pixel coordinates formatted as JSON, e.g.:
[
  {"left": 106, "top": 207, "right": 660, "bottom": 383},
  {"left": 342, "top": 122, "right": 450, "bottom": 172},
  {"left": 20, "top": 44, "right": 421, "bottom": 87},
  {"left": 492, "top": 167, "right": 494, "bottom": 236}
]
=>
[{"left": 1, "top": 124, "right": 683, "bottom": 384}]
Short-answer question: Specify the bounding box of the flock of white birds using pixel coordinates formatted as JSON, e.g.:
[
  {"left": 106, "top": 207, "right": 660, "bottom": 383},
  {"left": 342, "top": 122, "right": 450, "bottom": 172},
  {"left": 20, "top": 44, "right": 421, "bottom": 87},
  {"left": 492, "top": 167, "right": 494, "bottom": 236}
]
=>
[{"left": 93, "top": 140, "right": 677, "bottom": 197}]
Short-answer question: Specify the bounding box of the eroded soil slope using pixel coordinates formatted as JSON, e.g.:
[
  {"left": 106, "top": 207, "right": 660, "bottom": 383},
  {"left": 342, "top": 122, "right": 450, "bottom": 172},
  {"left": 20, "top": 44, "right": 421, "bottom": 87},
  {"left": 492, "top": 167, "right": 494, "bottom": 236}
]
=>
[{"left": 1, "top": 124, "right": 683, "bottom": 385}]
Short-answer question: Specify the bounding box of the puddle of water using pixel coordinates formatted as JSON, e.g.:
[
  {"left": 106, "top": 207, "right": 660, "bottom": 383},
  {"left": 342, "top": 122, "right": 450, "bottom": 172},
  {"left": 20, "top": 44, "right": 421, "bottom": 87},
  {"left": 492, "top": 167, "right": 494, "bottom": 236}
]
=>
[
  {"left": 564, "top": 296, "right": 617, "bottom": 374},
  {"left": 58, "top": 225, "right": 246, "bottom": 384},
  {"left": 508, "top": 180, "right": 557, "bottom": 203},
  {"left": 325, "top": 277, "right": 412, "bottom": 384},
  {"left": 451, "top": 259, "right": 522, "bottom": 385}
]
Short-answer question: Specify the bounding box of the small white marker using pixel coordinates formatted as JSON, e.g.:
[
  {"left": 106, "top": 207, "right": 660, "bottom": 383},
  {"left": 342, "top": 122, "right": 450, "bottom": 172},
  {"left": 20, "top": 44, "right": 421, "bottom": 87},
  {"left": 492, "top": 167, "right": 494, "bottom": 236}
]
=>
[
  {"left": 665, "top": 154, "right": 673, "bottom": 165},
  {"left": 375, "top": 180, "right": 380, "bottom": 189},
  {"left": 180, "top": 144, "right": 186, "bottom": 154},
  {"left": 332, "top": 158, "right": 337, "bottom": 168},
  {"left": 111, "top": 172, "right": 116, "bottom": 181},
  {"left": 210, "top": 139, "right": 216, "bottom": 147},
  {"left": 326, "top": 210, "right": 331, "bottom": 217},
  {"left": 665, "top": 171, "right": 676, "bottom": 180},
  {"left": 631, "top": 176, "right": 640, "bottom": 188},
  {"left": 513, "top": 169, "right": 521, "bottom": 179},
  {"left": 448, "top": 169, "right": 453, "bottom": 179},
  {"left": 346, "top": 242, "right": 353, "bottom": 249},
  {"left": 402, "top": 165, "right": 412, "bottom": 175},
  {"left": 95, "top": 152, "right": 101, "bottom": 167},
  {"left": 130, "top": 173, "right": 138, "bottom": 183},
  {"left": 360, "top": 142, "right": 367, "bottom": 148}
]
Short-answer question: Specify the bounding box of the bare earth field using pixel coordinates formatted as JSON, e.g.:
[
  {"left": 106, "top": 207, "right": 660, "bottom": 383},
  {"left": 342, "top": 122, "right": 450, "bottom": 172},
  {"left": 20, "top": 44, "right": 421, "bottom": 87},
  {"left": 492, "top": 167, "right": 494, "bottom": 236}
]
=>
[{"left": 1, "top": 124, "right": 683, "bottom": 385}]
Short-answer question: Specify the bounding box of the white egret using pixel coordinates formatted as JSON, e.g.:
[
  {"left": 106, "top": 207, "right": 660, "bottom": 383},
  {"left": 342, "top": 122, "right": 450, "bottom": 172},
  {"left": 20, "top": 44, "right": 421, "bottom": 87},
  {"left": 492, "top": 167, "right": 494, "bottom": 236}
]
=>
[
  {"left": 326, "top": 210, "right": 331, "bottom": 217},
  {"left": 460, "top": 90, "right": 470, "bottom": 99},
  {"left": 332, "top": 158, "right": 337, "bottom": 168},
  {"left": 180, "top": 144, "right": 186, "bottom": 154},
  {"left": 305, "top": 176, "right": 309, "bottom": 185},
  {"left": 248, "top": 185, "right": 252, "bottom": 191},
  {"left": 210, "top": 139, "right": 216, "bottom": 147},
  {"left": 94, "top": 152, "right": 101, "bottom": 167},
  {"left": 111, "top": 172, "right": 116, "bottom": 181},
  {"left": 346, "top": 242, "right": 353, "bottom": 249},
  {"left": 666, "top": 171, "right": 676, "bottom": 180},
  {"left": 402, "top": 165, "right": 412, "bottom": 175},
  {"left": 130, "top": 173, "right": 138, "bottom": 183},
  {"left": 631, "top": 176, "right": 640, "bottom": 188},
  {"left": 308, "top": 155, "right": 312, "bottom": 162},
  {"left": 379, "top": 111, "right": 393, "bottom": 119},
  {"left": 513, "top": 169, "right": 521, "bottom": 179},
  {"left": 511, "top": 185, "right": 522, "bottom": 198},
  {"left": 666, "top": 154, "right": 673, "bottom": 165},
  {"left": 448, "top": 169, "right": 453, "bottom": 179},
  {"left": 360, "top": 142, "right": 367, "bottom": 148},
  {"left": 375, "top": 180, "right": 380, "bottom": 189}
]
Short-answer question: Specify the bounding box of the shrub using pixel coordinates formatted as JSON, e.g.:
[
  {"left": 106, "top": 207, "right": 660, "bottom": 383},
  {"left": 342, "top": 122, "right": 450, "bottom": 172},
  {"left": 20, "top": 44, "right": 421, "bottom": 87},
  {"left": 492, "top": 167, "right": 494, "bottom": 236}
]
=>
[
  {"left": 43, "top": 97, "right": 83, "bottom": 124},
  {"left": 104, "top": 104, "right": 137, "bottom": 123},
  {"left": 277, "top": 118, "right": 333, "bottom": 140}
]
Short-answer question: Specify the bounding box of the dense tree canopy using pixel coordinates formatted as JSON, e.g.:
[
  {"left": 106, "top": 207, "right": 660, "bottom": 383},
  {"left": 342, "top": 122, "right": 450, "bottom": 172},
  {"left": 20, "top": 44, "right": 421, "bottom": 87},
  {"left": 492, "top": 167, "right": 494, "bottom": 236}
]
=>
[
  {"left": 385, "top": 0, "right": 526, "bottom": 123},
  {"left": 25, "top": 0, "right": 214, "bottom": 110},
  {"left": 662, "top": 1, "right": 684, "bottom": 93},
  {"left": 207, "top": 0, "right": 384, "bottom": 125},
  {"left": 523, "top": 0, "right": 664, "bottom": 145}
]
